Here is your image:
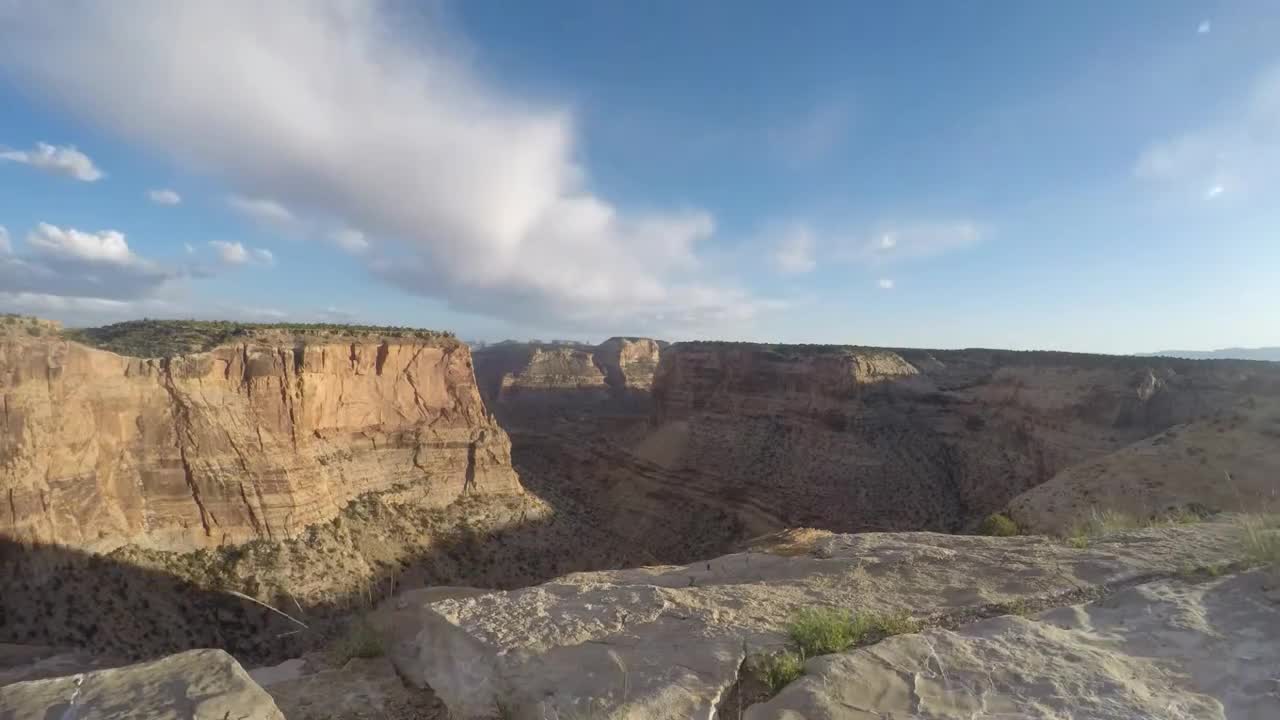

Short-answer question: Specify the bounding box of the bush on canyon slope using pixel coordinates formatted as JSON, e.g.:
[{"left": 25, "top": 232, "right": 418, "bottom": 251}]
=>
[{"left": 977, "top": 513, "right": 1020, "bottom": 537}]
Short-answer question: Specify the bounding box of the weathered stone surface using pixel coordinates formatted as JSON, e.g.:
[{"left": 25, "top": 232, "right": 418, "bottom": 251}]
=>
[
  {"left": 745, "top": 568, "right": 1280, "bottom": 719},
  {"left": 254, "top": 655, "right": 445, "bottom": 720},
  {"left": 379, "top": 520, "right": 1247, "bottom": 719},
  {"left": 1, "top": 330, "right": 522, "bottom": 552},
  {"left": 0, "top": 648, "right": 283, "bottom": 720}
]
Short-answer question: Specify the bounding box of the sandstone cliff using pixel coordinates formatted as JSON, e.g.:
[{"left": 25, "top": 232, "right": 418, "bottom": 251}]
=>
[{"left": 0, "top": 321, "right": 522, "bottom": 552}]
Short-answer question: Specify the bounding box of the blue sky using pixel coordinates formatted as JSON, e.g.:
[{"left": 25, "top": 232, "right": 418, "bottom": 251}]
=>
[{"left": 0, "top": 1, "right": 1277, "bottom": 353}]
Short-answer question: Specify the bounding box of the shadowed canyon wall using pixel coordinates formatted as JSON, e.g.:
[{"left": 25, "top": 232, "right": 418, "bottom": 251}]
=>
[{"left": 642, "top": 342, "right": 1280, "bottom": 533}]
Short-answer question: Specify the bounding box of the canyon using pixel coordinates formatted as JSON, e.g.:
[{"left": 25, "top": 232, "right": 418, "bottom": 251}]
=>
[{"left": 2, "top": 316, "right": 1278, "bottom": 718}]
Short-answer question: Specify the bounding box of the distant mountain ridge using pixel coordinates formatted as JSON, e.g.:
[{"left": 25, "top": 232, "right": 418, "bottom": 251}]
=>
[{"left": 1140, "top": 347, "right": 1280, "bottom": 362}]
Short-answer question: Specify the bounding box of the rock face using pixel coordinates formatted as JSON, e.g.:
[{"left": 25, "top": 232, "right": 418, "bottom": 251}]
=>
[
  {"left": 0, "top": 648, "right": 284, "bottom": 720},
  {"left": 472, "top": 337, "right": 663, "bottom": 425},
  {"left": 376, "top": 519, "right": 1248, "bottom": 719},
  {"left": 747, "top": 569, "right": 1280, "bottom": 719},
  {"left": 0, "top": 326, "right": 522, "bottom": 552},
  {"left": 640, "top": 342, "right": 1280, "bottom": 534}
]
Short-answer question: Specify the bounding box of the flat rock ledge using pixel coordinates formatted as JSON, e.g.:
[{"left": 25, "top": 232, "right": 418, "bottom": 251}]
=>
[
  {"left": 0, "top": 648, "right": 283, "bottom": 720},
  {"left": 375, "top": 520, "right": 1253, "bottom": 719},
  {"left": 747, "top": 568, "right": 1280, "bottom": 719}
]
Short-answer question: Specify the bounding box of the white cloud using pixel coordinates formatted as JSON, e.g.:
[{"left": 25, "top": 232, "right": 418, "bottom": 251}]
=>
[
  {"left": 27, "top": 223, "right": 133, "bottom": 264},
  {"left": 0, "top": 2, "right": 757, "bottom": 334},
  {"left": 0, "top": 223, "right": 174, "bottom": 303},
  {"left": 1135, "top": 64, "right": 1280, "bottom": 201},
  {"left": 184, "top": 242, "right": 195, "bottom": 254},
  {"left": 771, "top": 224, "right": 816, "bottom": 274},
  {"left": 148, "top": 188, "right": 181, "bottom": 205},
  {"left": 0, "top": 141, "right": 103, "bottom": 181},
  {"left": 1197, "top": 20, "right": 1211, "bottom": 34},
  {"left": 228, "top": 195, "right": 297, "bottom": 227},
  {"left": 209, "top": 240, "right": 274, "bottom": 266},
  {"left": 878, "top": 278, "right": 894, "bottom": 290},
  {"left": 0, "top": 226, "right": 9, "bottom": 254},
  {"left": 329, "top": 228, "right": 369, "bottom": 254}
]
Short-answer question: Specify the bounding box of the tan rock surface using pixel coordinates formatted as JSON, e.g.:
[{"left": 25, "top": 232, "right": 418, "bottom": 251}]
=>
[
  {"left": 746, "top": 569, "right": 1280, "bottom": 719},
  {"left": 378, "top": 520, "right": 1248, "bottom": 719},
  {"left": 1, "top": 328, "right": 521, "bottom": 552},
  {"left": 255, "top": 655, "right": 445, "bottom": 720},
  {"left": 0, "top": 648, "right": 283, "bottom": 720}
]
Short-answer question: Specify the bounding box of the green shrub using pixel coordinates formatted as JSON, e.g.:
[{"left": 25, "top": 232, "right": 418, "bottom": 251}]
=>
[
  {"left": 787, "top": 608, "right": 862, "bottom": 658},
  {"left": 754, "top": 650, "right": 804, "bottom": 694},
  {"left": 977, "top": 513, "right": 1019, "bottom": 537},
  {"left": 786, "top": 607, "right": 920, "bottom": 659}
]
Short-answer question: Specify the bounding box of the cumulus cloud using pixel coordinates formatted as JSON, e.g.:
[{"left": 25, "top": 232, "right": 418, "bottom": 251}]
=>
[
  {"left": 0, "top": 141, "right": 103, "bottom": 181},
  {"left": 0, "top": 223, "right": 174, "bottom": 303},
  {"left": 28, "top": 223, "right": 133, "bottom": 264},
  {"left": 878, "top": 278, "right": 895, "bottom": 290},
  {"left": 209, "top": 240, "right": 274, "bottom": 266},
  {"left": 771, "top": 224, "right": 816, "bottom": 274},
  {"left": 1135, "top": 65, "right": 1280, "bottom": 201},
  {"left": 0, "top": 2, "right": 758, "bottom": 334},
  {"left": 148, "top": 188, "right": 181, "bottom": 205}
]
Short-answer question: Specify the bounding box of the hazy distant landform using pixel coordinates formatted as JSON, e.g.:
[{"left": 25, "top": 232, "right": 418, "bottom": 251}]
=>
[{"left": 1141, "top": 347, "right": 1280, "bottom": 362}]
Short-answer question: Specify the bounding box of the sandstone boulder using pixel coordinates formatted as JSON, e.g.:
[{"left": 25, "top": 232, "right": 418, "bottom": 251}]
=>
[{"left": 0, "top": 648, "right": 283, "bottom": 720}]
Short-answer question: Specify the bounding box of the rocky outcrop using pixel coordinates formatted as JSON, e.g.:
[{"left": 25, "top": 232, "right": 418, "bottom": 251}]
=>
[
  {"left": 638, "top": 343, "right": 1280, "bottom": 534},
  {"left": 472, "top": 337, "right": 664, "bottom": 426},
  {"left": 595, "top": 336, "right": 664, "bottom": 392},
  {"left": 0, "top": 648, "right": 284, "bottom": 719},
  {"left": 1, "top": 325, "right": 522, "bottom": 552},
  {"left": 747, "top": 568, "right": 1280, "bottom": 719},
  {"left": 373, "top": 519, "right": 1252, "bottom": 719}
]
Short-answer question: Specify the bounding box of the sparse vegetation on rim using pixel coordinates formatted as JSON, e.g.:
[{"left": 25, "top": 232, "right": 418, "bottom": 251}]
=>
[
  {"left": 61, "top": 318, "right": 457, "bottom": 357},
  {"left": 786, "top": 607, "right": 921, "bottom": 660},
  {"left": 1064, "top": 506, "right": 1208, "bottom": 548},
  {"left": 1238, "top": 513, "right": 1280, "bottom": 566}
]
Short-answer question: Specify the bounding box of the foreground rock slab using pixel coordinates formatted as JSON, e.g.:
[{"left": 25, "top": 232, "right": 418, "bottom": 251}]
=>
[
  {"left": 379, "top": 521, "right": 1247, "bottom": 719},
  {"left": 253, "top": 655, "right": 445, "bottom": 720},
  {"left": 746, "top": 568, "right": 1280, "bottom": 719},
  {"left": 0, "top": 648, "right": 283, "bottom": 720}
]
